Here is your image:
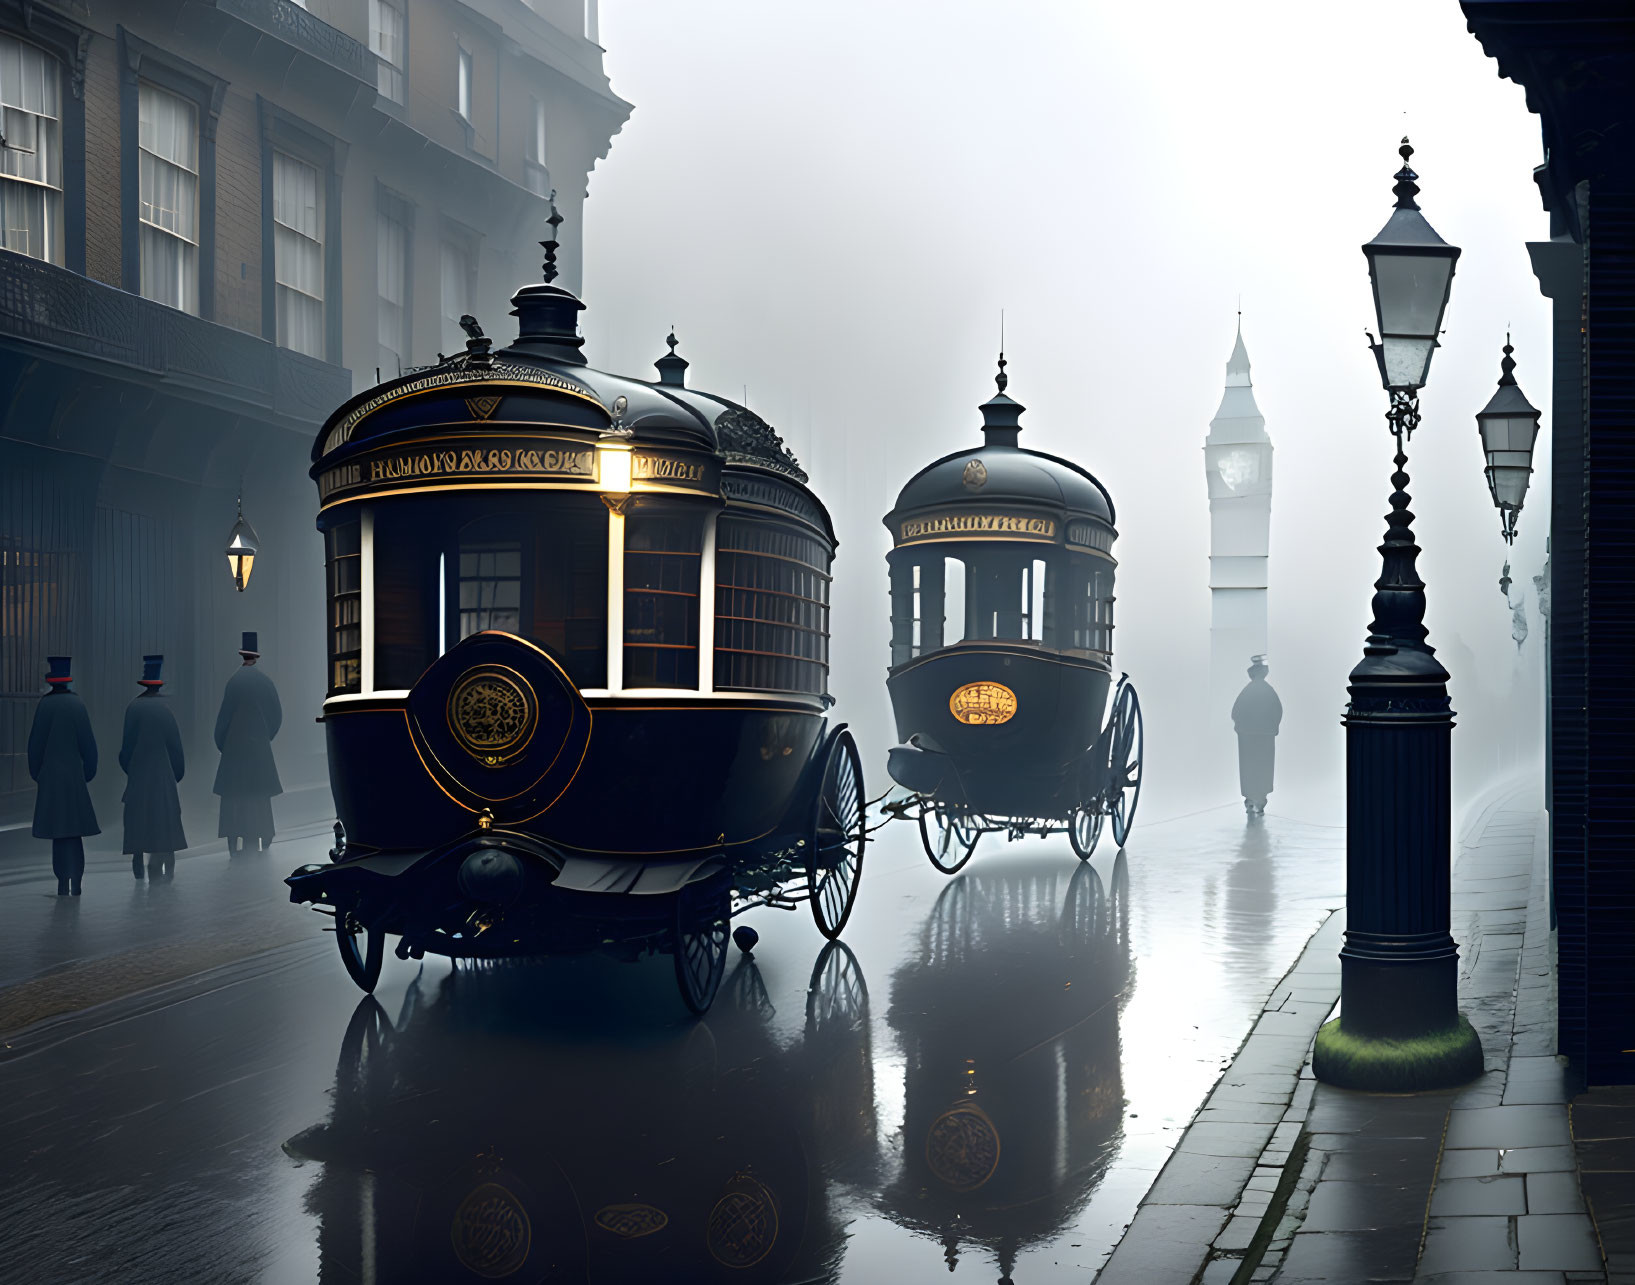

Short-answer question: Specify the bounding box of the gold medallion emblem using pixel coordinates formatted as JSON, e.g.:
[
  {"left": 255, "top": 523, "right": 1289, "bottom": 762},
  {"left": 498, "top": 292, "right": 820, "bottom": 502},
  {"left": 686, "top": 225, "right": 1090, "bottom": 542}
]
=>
[
  {"left": 465, "top": 395, "right": 503, "bottom": 420},
  {"left": 706, "top": 1173, "right": 779, "bottom": 1268},
  {"left": 594, "top": 1204, "right": 669, "bottom": 1239},
  {"left": 926, "top": 1103, "right": 1002, "bottom": 1192},
  {"left": 450, "top": 1181, "right": 531, "bottom": 1278},
  {"left": 448, "top": 667, "right": 539, "bottom": 766},
  {"left": 962, "top": 458, "right": 988, "bottom": 489},
  {"left": 949, "top": 681, "right": 1018, "bottom": 726}
]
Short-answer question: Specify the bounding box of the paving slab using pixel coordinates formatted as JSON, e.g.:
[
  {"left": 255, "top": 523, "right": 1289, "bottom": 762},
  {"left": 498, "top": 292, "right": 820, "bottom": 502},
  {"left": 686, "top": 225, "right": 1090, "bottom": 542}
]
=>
[
  {"left": 1514, "top": 1213, "right": 1603, "bottom": 1271},
  {"left": 1419, "top": 1216, "right": 1519, "bottom": 1272}
]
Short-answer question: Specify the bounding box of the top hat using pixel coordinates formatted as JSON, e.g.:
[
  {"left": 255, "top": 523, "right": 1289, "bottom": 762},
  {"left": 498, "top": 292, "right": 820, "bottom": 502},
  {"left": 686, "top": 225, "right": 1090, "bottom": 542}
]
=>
[
  {"left": 45, "top": 656, "right": 72, "bottom": 685},
  {"left": 1248, "top": 654, "right": 1269, "bottom": 677},
  {"left": 139, "top": 655, "right": 165, "bottom": 687},
  {"left": 239, "top": 631, "right": 260, "bottom": 658}
]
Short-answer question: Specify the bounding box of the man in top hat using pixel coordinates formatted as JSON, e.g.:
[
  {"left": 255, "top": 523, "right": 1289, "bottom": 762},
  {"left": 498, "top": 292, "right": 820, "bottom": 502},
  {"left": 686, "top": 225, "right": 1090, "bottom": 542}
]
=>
[
  {"left": 120, "top": 655, "right": 187, "bottom": 880},
  {"left": 27, "top": 656, "right": 99, "bottom": 895},
  {"left": 1231, "top": 655, "right": 1283, "bottom": 817},
  {"left": 213, "top": 632, "right": 283, "bottom": 853}
]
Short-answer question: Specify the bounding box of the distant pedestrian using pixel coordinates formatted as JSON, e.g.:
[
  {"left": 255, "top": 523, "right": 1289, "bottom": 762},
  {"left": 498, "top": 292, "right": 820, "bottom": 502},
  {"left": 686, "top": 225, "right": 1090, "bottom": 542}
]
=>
[
  {"left": 213, "top": 632, "right": 283, "bottom": 854},
  {"left": 120, "top": 655, "right": 186, "bottom": 881},
  {"left": 27, "top": 656, "right": 99, "bottom": 896},
  {"left": 1231, "top": 655, "right": 1283, "bottom": 817}
]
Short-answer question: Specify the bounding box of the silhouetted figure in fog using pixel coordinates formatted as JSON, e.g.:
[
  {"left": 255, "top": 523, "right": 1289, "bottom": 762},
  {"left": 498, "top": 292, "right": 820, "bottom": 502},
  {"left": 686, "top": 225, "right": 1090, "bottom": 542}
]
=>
[
  {"left": 213, "top": 632, "right": 282, "bottom": 854},
  {"left": 27, "top": 656, "right": 98, "bottom": 896},
  {"left": 1231, "top": 655, "right": 1282, "bottom": 816},
  {"left": 121, "top": 655, "right": 186, "bottom": 881}
]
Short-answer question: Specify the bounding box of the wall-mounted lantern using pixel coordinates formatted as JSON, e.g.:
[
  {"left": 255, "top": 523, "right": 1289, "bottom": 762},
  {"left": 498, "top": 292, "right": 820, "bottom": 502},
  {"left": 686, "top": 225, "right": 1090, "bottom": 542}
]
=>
[{"left": 226, "top": 493, "right": 259, "bottom": 592}]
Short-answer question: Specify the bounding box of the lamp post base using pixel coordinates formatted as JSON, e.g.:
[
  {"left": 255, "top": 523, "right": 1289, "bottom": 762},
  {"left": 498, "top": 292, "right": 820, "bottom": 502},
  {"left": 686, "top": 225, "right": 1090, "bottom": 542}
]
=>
[{"left": 1313, "top": 1014, "right": 1483, "bottom": 1091}]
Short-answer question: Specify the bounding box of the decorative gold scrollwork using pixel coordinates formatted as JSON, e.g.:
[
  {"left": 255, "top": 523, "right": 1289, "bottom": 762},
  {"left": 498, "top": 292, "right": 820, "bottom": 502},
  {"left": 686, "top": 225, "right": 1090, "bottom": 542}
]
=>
[
  {"left": 449, "top": 1181, "right": 532, "bottom": 1278},
  {"left": 926, "top": 1103, "right": 1002, "bottom": 1192},
  {"left": 447, "top": 667, "right": 539, "bottom": 766},
  {"left": 949, "top": 681, "right": 1019, "bottom": 726}
]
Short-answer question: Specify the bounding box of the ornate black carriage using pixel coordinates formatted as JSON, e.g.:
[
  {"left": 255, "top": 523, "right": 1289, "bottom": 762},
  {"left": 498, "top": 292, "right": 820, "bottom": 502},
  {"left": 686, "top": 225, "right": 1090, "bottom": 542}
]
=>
[
  {"left": 882, "top": 358, "right": 1142, "bottom": 871},
  {"left": 287, "top": 229, "right": 864, "bottom": 1014}
]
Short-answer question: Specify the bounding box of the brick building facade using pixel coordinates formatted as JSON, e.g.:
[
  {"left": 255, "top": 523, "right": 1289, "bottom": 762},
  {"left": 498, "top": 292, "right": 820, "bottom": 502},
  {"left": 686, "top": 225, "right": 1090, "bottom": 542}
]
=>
[{"left": 0, "top": 0, "right": 628, "bottom": 830}]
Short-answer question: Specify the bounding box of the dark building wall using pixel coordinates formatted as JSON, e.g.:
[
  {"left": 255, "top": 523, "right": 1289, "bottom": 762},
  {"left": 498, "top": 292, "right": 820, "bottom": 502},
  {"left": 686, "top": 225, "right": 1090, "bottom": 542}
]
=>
[
  {"left": 1464, "top": 0, "right": 1635, "bottom": 1084},
  {"left": 214, "top": 91, "right": 265, "bottom": 335}
]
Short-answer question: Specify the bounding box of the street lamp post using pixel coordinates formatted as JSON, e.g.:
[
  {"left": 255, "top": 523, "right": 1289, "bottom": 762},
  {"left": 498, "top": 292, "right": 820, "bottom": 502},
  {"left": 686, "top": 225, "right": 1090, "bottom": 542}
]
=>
[
  {"left": 1313, "top": 140, "right": 1484, "bottom": 1091},
  {"left": 1476, "top": 337, "right": 1542, "bottom": 545}
]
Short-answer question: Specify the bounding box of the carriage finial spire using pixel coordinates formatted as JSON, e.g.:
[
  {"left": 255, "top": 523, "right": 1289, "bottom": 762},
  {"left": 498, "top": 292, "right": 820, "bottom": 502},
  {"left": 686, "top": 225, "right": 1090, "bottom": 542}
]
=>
[{"left": 541, "top": 190, "right": 563, "bottom": 283}]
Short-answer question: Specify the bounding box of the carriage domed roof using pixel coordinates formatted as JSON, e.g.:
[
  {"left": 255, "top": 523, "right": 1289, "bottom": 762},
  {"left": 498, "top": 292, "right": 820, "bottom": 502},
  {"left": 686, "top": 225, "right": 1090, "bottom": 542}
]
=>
[
  {"left": 888, "top": 356, "right": 1116, "bottom": 525},
  {"left": 311, "top": 202, "right": 808, "bottom": 487}
]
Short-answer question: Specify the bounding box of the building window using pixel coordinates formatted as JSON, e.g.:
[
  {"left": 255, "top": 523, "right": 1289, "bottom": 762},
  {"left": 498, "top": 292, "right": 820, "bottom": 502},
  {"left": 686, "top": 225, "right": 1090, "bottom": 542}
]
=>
[
  {"left": 273, "top": 151, "right": 324, "bottom": 358},
  {"left": 456, "top": 47, "right": 472, "bottom": 121},
  {"left": 137, "top": 84, "right": 199, "bottom": 313},
  {"left": 326, "top": 520, "right": 361, "bottom": 694},
  {"left": 0, "top": 34, "right": 63, "bottom": 265},
  {"left": 440, "top": 239, "right": 470, "bottom": 356},
  {"left": 376, "top": 207, "right": 408, "bottom": 377},
  {"left": 624, "top": 515, "right": 701, "bottom": 689},
  {"left": 369, "top": 0, "right": 404, "bottom": 105},
  {"left": 715, "top": 518, "right": 830, "bottom": 696},
  {"left": 525, "top": 96, "right": 548, "bottom": 196}
]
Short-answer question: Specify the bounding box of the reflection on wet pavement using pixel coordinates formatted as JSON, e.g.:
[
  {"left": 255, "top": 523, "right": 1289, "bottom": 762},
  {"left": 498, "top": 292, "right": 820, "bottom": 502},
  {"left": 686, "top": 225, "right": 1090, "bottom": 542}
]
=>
[
  {"left": 0, "top": 804, "right": 1342, "bottom": 1284},
  {"left": 286, "top": 944, "right": 877, "bottom": 1284}
]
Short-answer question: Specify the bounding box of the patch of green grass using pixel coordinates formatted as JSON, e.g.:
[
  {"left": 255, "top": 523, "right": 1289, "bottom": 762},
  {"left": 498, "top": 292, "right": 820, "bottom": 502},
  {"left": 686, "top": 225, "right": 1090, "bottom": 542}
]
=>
[{"left": 1312, "top": 1015, "right": 1484, "bottom": 1092}]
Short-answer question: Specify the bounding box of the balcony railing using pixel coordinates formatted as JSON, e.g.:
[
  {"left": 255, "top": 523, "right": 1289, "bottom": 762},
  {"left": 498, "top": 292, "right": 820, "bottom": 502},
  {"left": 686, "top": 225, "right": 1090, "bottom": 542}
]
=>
[
  {"left": 0, "top": 251, "right": 351, "bottom": 429},
  {"left": 214, "top": 0, "right": 371, "bottom": 83}
]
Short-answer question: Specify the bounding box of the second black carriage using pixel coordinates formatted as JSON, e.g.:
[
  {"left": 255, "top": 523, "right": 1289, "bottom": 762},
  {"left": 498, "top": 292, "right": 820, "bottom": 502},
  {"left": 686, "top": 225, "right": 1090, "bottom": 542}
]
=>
[
  {"left": 882, "top": 356, "right": 1142, "bottom": 872},
  {"left": 286, "top": 216, "right": 864, "bottom": 1014}
]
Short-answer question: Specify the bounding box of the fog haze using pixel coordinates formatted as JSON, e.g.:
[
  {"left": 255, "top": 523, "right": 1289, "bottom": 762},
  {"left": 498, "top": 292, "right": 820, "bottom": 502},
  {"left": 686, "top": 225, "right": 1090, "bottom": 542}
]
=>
[{"left": 582, "top": 0, "right": 1550, "bottom": 821}]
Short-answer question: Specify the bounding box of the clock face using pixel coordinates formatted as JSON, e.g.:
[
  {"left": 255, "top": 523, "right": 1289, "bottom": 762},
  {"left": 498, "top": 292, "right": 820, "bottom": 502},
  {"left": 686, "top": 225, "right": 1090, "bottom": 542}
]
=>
[{"left": 1216, "top": 448, "right": 1260, "bottom": 491}]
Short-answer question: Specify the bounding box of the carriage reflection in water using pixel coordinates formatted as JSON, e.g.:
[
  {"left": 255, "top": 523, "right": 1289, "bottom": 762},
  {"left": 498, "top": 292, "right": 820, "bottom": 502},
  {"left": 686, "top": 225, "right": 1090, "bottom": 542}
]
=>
[
  {"left": 285, "top": 943, "right": 876, "bottom": 1284},
  {"left": 882, "top": 354, "right": 1143, "bottom": 870},
  {"left": 880, "top": 857, "right": 1132, "bottom": 1279},
  {"left": 287, "top": 210, "right": 864, "bottom": 1013}
]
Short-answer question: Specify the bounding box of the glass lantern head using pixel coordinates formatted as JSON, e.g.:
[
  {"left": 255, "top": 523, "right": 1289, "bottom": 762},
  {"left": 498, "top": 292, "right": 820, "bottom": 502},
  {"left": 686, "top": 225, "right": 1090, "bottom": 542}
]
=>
[
  {"left": 1363, "top": 140, "right": 1461, "bottom": 391},
  {"left": 226, "top": 505, "right": 259, "bottom": 592},
  {"left": 1475, "top": 340, "right": 1542, "bottom": 544}
]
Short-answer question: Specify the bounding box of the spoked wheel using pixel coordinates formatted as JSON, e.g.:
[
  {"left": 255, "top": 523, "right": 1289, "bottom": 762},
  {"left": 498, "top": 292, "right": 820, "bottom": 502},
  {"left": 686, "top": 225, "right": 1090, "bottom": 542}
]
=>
[
  {"left": 1068, "top": 804, "right": 1104, "bottom": 862},
  {"left": 673, "top": 880, "right": 731, "bottom": 1016},
  {"left": 809, "top": 729, "right": 865, "bottom": 940},
  {"left": 919, "top": 801, "right": 981, "bottom": 875},
  {"left": 335, "top": 911, "right": 385, "bottom": 993},
  {"left": 1107, "top": 679, "right": 1145, "bottom": 848}
]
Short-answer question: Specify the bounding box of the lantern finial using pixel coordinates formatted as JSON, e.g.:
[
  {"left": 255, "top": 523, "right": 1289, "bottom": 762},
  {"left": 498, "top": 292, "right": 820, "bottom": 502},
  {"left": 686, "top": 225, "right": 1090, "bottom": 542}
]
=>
[
  {"left": 1498, "top": 333, "right": 1517, "bottom": 386},
  {"left": 1392, "top": 138, "right": 1420, "bottom": 210},
  {"left": 540, "top": 190, "right": 563, "bottom": 283}
]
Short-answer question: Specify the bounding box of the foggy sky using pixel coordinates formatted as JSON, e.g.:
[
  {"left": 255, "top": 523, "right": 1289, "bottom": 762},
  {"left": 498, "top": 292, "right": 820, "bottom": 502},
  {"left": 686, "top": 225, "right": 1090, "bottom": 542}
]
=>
[{"left": 580, "top": 1, "right": 1550, "bottom": 822}]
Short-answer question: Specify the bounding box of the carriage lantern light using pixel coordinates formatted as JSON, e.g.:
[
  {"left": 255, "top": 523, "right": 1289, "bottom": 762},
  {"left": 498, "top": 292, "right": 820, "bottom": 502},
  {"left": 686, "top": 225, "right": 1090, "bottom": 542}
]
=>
[
  {"left": 1474, "top": 336, "right": 1541, "bottom": 545},
  {"left": 1363, "top": 139, "right": 1461, "bottom": 399},
  {"left": 225, "top": 493, "right": 259, "bottom": 592},
  {"left": 597, "top": 439, "right": 633, "bottom": 494}
]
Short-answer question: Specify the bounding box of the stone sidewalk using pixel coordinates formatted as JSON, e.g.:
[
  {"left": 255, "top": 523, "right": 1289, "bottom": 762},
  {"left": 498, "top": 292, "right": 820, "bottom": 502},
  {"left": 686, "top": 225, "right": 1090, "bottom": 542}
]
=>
[{"left": 1097, "top": 784, "right": 1621, "bottom": 1284}]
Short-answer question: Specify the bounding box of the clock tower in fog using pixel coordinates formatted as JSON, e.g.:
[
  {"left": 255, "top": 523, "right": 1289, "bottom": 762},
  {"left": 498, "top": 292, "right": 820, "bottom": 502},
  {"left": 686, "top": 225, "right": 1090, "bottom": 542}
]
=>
[{"left": 1205, "top": 319, "right": 1273, "bottom": 710}]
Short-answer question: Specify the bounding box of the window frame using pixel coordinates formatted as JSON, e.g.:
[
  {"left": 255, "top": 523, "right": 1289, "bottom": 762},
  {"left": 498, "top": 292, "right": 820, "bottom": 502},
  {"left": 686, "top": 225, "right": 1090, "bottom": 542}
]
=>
[
  {"left": 438, "top": 226, "right": 476, "bottom": 358},
  {"left": 714, "top": 516, "right": 832, "bottom": 697},
  {"left": 456, "top": 44, "right": 472, "bottom": 122},
  {"left": 368, "top": 0, "right": 406, "bottom": 108},
  {"left": 623, "top": 509, "right": 703, "bottom": 691},
  {"left": 134, "top": 80, "right": 201, "bottom": 313},
  {"left": 375, "top": 184, "right": 412, "bottom": 379},
  {"left": 258, "top": 99, "right": 343, "bottom": 364},
  {"left": 0, "top": 16, "right": 86, "bottom": 273},
  {"left": 118, "top": 31, "right": 221, "bottom": 313},
  {"left": 524, "top": 94, "right": 548, "bottom": 196},
  {"left": 325, "top": 519, "right": 362, "bottom": 695}
]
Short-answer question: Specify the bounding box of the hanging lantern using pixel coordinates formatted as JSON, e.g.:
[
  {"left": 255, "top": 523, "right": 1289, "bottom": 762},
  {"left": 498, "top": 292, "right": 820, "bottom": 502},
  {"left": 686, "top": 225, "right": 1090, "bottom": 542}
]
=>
[
  {"left": 1475, "top": 337, "right": 1542, "bottom": 545},
  {"left": 226, "top": 494, "right": 259, "bottom": 592}
]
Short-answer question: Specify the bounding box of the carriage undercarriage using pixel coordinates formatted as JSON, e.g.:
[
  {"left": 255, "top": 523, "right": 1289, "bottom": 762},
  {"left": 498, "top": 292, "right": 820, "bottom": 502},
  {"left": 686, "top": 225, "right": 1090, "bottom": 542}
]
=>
[
  {"left": 295, "top": 726, "right": 866, "bottom": 1015},
  {"left": 887, "top": 677, "right": 1144, "bottom": 874}
]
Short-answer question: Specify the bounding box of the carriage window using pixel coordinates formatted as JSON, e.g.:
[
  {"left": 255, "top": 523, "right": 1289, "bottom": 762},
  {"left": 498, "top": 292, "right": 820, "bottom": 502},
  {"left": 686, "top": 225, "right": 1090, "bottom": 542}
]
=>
[
  {"left": 624, "top": 514, "right": 701, "bottom": 689},
  {"left": 1027, "top": 558, "right": 1047, "bottom": 642},
  {"left": 458, "top": 540, "right": 522, "bottom": 639},
  {"left": 1069, "top": 561, "right": 1114, "bottom": 653},
  {"left": 325, "top": 521, "right": 361, "bottom": 694},
  {"left": 373, "top": 506, "right": 437, "bottom": 690},
  {"left": 945, "top": 557, "right": 967, "bottom": 644},
  {"left": 716, "top": 517, "right": 830, "bottom": 695}
]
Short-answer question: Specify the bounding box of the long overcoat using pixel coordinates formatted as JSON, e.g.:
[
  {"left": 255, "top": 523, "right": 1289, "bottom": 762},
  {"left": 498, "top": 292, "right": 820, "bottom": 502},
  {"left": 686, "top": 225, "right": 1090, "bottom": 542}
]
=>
[
  {"left": 1231, "top": 677, "right": 1284, "bottom": 802},
  {"left": 213, "top": 666, "right": 283, "bottom": 799},
  {"left": 120, "top": 690, "right": 187, "bottom": 853},
  {"left": 28, "top": 689, "right": 100, "bottom": 839}
]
